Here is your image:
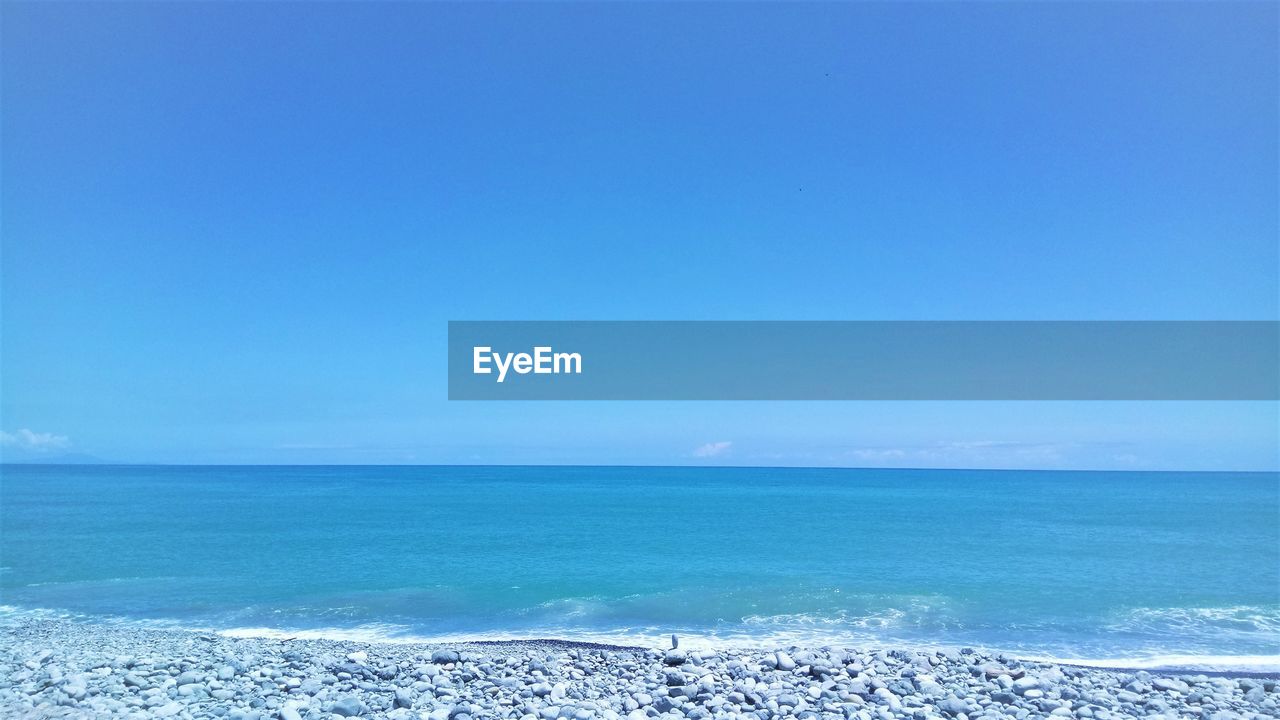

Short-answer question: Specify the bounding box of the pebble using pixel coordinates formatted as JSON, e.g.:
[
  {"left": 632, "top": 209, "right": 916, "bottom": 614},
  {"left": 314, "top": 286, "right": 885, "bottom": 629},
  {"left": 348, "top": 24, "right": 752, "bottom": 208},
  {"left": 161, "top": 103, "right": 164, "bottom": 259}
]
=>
[
  {"left": 775, "top": 651, "right": 797, "bottom": 671},
  {"left": 1154, "top": 677, "right": 1190, "bottom": 693},
  {"left": 331, "top": 696, "right": 365, "bottom": 716},
  {"left": 0, "top": 616, "right": 1275, "bottom": 720},
  {"left": 153, "top": 701, "right": 184, "bottom": 717},
  {"left": 394, "top": 686, "right": 414, "bottom": 708}
]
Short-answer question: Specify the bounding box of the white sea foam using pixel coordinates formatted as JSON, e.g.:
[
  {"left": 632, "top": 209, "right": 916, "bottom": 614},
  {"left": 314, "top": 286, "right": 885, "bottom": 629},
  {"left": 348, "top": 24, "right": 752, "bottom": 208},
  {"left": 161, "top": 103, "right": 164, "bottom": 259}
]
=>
[
  {"left": 0, "top": 605, "right": 79, "bottom": 621},
  {"left": 6, "top": 602, "right": 1280, "bottom": 672},
  {"left": 1030, "top": 654, "right": 1280, "bottom": 673},
  {"left": 1106, "top": 605, "right": 1280, "bottom": 637},
  {"left": 219, "top": 624, "right": 424, "bottom": 643},
  {"left": 210, "top": 625, "right": 1280, "bottom": 671},
  {"left": 741, "top": 608, "right": 924, "bottom": 633}
]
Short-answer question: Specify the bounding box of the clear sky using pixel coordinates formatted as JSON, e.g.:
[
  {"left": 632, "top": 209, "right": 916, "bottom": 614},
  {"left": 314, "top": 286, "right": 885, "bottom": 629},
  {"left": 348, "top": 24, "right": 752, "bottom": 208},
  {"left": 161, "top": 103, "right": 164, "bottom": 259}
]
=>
[{"left": 2, "top": 2, "right": 1277, "bottom": 469}]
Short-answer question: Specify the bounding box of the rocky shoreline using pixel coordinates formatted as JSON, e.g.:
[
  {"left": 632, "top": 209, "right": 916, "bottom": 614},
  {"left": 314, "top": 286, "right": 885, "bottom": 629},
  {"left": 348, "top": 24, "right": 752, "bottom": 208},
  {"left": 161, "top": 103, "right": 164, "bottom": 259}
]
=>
[{"left": 1, "top": 618, "right": 1276, "bottom": 720}]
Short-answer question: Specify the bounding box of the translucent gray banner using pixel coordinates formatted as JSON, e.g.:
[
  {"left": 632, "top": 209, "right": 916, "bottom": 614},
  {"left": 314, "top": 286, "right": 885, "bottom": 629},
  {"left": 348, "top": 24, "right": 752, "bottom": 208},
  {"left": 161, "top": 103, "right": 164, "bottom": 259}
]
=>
[{"left": 447, "top": 321, "right": 1279, "bottom": 400}]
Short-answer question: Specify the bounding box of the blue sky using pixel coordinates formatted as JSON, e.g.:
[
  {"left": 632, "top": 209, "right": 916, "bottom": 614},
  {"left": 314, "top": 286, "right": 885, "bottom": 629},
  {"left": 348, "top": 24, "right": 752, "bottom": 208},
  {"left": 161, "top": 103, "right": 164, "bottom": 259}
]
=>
[{"left": 2, "top": 2, "right": 1277, "bottom": 469}]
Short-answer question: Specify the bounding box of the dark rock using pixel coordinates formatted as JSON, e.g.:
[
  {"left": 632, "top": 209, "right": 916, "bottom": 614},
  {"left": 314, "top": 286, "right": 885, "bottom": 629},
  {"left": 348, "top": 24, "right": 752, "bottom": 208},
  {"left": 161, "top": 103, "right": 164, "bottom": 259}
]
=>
[
  {"left": 394, "top": 688, "right": 413, "bottom": 709},
  {"left": 937, "top": 696, "right": 969, "bottom": 716},
  {"left": 331, "top": 697, "right": 365, "bottom": 717}
]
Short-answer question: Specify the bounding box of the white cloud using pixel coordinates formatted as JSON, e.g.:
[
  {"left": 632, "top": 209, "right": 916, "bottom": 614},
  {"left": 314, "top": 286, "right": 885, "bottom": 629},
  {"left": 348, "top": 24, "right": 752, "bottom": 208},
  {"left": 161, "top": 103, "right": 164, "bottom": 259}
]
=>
[
  {"left": 842, "top": 440, "right": 1082, "bottom": 467},
  {"left": 848, "top": 448, "right": 908, "bottom": 461},
  {"left": 693, "top": 441, "right": 732, "bottom": 458},
  {"left": 0, "top": 428, "right": 71, "bottom": 452}
]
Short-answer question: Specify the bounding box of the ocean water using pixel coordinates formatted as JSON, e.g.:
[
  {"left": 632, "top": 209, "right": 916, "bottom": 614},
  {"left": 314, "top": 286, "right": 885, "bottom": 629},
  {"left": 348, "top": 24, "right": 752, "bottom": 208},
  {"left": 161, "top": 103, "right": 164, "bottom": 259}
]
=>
[{"left": 1, "top": 465, "right": 1276, "bottom": 669}]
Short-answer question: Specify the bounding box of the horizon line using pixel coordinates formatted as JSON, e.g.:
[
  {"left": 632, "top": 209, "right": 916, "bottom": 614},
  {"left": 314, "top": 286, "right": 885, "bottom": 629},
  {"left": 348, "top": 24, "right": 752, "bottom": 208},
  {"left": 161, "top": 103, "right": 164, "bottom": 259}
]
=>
[{"left": 1, "top": 461, "right": 1276, "bottom": 474}]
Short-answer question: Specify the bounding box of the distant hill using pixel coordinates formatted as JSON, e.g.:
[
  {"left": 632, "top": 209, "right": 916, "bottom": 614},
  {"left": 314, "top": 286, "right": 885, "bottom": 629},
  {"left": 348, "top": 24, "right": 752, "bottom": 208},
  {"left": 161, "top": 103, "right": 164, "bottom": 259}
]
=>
[{"left": 0, "top": 451, "right": 110, "bottom": 465}]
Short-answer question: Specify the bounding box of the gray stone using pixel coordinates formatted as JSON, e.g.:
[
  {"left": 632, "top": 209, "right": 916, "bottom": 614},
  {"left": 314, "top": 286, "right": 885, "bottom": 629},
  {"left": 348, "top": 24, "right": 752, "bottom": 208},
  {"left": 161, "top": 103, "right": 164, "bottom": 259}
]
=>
[
  {"left": 432, "top": 650, "right": 461, "bottom": 664},
  {"left": 331, "top": 696, "right": 366, "bottom": 717},
  {"left": 1012, "top": 676, "right": 1040, "bottom": 695},
  {"left": 979, "top": 663, "right": 1009, "bottom": 679},
  {"left": 775, "top": 652, "right": 797, "bottom": 671},
  {"left": 394, "top": 687, "right": 414, "bottom": 708},
  {"left": 937, "top": 696, "right": 969, "bottom": 716},
  {"left": 1152, "top": 677, "right": 1189, "bottom": 693}
]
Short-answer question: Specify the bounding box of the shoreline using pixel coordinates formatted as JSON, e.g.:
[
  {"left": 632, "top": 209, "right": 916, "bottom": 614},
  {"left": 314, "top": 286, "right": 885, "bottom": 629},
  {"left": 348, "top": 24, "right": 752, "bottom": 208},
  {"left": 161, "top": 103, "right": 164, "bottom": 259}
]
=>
[
  {"left": 3, "top": 617, "right": 1277, "bottom": 719},
  {"left": 9, "top": 606, "right": 1279, "bottom": 677}
]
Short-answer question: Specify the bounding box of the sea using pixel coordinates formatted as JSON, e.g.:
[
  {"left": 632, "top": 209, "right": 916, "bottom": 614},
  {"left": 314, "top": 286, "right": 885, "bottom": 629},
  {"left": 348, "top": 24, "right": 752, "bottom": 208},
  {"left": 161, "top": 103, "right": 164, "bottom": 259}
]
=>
[{"left": 1, "top": 464, "right": 1276, "bottom": 671}]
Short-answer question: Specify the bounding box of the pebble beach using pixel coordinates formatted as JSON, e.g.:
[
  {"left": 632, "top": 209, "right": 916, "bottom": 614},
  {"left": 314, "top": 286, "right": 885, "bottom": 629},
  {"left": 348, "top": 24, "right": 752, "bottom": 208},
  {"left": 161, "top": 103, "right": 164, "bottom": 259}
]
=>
[{"left": 2, "top": 618, "right": 1276, "bottom": 720}]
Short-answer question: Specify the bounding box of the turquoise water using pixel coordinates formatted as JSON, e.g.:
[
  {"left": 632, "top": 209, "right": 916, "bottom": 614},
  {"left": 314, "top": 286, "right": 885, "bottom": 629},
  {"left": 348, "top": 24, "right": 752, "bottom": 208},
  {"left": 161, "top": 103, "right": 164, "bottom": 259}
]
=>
[{"left": 1, "top": 465, "right": 1276, "bottom": 666}]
